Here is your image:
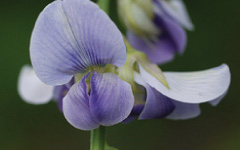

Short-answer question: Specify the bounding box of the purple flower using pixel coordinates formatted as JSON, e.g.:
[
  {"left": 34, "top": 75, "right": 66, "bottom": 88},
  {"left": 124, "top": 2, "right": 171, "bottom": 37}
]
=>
[
  {"left": 18, "top": 0, "right": 231, "bottom": 130},
  {"left": 118, "top": 0, "right": 193, "bottom": 64},
  {"left": 27, "top": 0, "right": 134, "bottom": 130}
]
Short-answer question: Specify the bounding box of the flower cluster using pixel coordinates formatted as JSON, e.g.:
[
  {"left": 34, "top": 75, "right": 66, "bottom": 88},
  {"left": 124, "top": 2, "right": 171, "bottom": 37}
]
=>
[{"left": 18, "top": 0, "right": 231, "bottom": 131}]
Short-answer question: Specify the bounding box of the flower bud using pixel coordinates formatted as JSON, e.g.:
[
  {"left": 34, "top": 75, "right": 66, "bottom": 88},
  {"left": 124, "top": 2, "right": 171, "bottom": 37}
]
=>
[{"left": 118, "top": 0, "right": 160, "bottom": 36}]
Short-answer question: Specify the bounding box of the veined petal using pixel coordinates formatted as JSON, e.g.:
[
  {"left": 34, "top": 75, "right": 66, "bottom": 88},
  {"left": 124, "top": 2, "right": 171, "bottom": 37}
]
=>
[
  {"left": 166, "top": 101, "right": 201, "bottom": 120},
  {"left": 155, "top": 0, "right": 194, "bottom": 30},
  {"left": 31, "top": 0, "right": 126, "bottom": 86},
  {"left": 63, "top": 73, "right": 99, "bottom": 130},
  {"left": 18, "top": 65, "right": 53, "bottom": 105},
  {"left": 90, "top": 72, "right": 134, "bottom": 126},
  {"left": 134, "top": 73, "right": 175, "bottom": 119},
  {"left": 139, "top": 64, "right": 231, "bottom": 104}
]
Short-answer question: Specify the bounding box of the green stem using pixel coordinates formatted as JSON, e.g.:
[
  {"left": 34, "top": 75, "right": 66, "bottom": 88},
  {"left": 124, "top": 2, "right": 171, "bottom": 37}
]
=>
[
  {"left": 90, "top": 126, "right": 106, "bottom": 150},
  {"left": 98, "top": 0, "right": 110, "bottom": 14}
]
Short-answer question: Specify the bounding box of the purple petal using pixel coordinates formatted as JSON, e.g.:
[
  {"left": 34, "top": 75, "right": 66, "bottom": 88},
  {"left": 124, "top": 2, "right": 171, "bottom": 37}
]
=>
[
  {"left": 53, "top": 86, "right": 66, "bottom": 112},
  {"left": 134, "top": 73, "right": 175, "bottom": 120},
  {"left": 131, "top": 105, "right": 145, "bottom": 116},
  {"left": 53, "top": 79, "right": 74, "bottom": 112},
  {"left": 122, "top": 105, "right": 144, "bottom": 124},
  {"left": 127, "top": 11, "right": 186, "bottom": 64},
  {"left": 90, "top": 72, "right": 134, "bottom": 126},
  {"left": 127, "top": 31, "right": 175, "bottom": 64},
  {"left": 63, "top": 73, "right": 99, "bottom": 130},
  {"left": 139, "top": 85, "right": 175, "bottom": 119},
  {"left": 154, "top": 0, "right": 194, "bottom": 30},
  {"left": 166, "top": 101, "right": 201, "bottom": 120},
  {"left": 154, "top": 13, "right": 187, "bottom": 54},
  {"left": 31, "top": 0, "right": 126, "bottom": 86}
]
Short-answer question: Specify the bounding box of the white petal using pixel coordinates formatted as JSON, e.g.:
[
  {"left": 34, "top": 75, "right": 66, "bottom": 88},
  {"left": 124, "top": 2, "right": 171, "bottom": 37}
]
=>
[
  {"left": 166, "top": 101, "right": 200, "bottom": 120},
  {"left": 209, "top": 91, "right": 228, "bottom": 106},
  {"left": 138, "top": 64, "right": 231, "bottom": 104},
  {"left": 18, "top": 65, "right": 54, "bottom": 104},
  {"left": 156, "top": 0, "right": 194, "bottom": 30}
]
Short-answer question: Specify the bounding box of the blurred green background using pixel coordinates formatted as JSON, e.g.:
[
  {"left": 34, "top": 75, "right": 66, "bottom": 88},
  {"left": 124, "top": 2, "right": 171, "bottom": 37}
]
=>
[{"left": 0, "top": 0, "right": 239, "bottom": 149}]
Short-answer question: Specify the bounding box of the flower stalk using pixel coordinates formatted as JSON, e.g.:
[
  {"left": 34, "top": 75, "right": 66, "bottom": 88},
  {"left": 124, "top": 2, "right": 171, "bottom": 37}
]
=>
[
  {"left": 98, "top": 0, "right": 110, "bottom": 14},
  {"left": 90, "top": 126, "right": 106, "bottom": 150}
]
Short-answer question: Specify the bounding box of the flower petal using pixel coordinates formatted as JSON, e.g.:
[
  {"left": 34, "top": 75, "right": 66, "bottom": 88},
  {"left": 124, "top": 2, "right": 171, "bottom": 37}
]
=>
[
  {"left": 155, "top": 0, "right": 194, "bottom": 30},
  {"left": 63, "top": 73, "right": 99, "bottom": 130},
  {"left": 127, "top": 31, "right": 175, "bottom": 64},
  {"left": 139, "top": 64, "right": 231, "bottom": 104},
  {"left": 53, "top": 79, "right": 74, "bottom": 112},
  {"left": 166, "top": 101, "right": 201, "bottom": 120},
  {"left": 134, "top": 73, "right": 175, "bottom": 119},
  {"left": 122, "top": 105, "right": 144, "bottom": 124},
  {"left": 127, "top": 13, "right": 186, "bottom": 64},
  {"left": 155, "top": 13, "right": 187, "bottom": 55},
  {"left": 31, "top": 0, "right": 126, "bottom": 86},
  {"left": 90, "top": 72, "right": 134, "bottom": 126},
  {"left": 18, "top": 65, "right": 53, "bottom": 105},
  {"left": 209, "top": 91, "right": 228, "bottom": 106}
]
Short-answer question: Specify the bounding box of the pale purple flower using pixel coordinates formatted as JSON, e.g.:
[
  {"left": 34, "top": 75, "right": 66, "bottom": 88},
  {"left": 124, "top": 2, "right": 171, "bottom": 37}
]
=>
[
  {"left": 118, "top": 0, "right": 193, "bottom": 64},
  {"left": 124, "top": 64, "right": 231, "bottom": 122},
  {"left": 18, "top": 0, "right": 231, "bottom": 130},
  {"left": 27, "top": 0, "right": 134, "bottom": 130}
]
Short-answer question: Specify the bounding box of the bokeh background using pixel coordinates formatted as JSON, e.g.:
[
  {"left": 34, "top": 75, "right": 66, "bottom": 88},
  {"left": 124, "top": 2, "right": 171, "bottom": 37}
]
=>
[{"left": 0, "top": 0, "right": 239, "bottom": 149}]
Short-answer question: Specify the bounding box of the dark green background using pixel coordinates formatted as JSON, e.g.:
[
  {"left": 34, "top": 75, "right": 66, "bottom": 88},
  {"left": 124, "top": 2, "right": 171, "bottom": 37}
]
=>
[{"left": 0, "top": 0, "right": 239, "bottom": 149}]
